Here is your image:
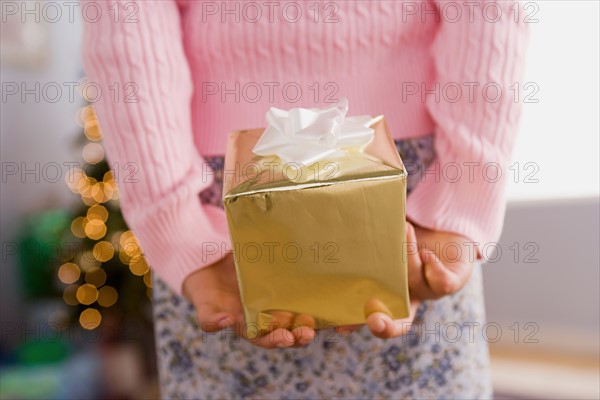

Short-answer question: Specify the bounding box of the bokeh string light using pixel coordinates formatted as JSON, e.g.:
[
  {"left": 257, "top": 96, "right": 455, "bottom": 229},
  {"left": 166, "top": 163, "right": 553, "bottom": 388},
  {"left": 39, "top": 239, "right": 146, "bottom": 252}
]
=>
[
  {"left": 79, "top": 308, "right": 102, "bottom": 330},
  {"left": 58, "top": 262, "right": 80, "bottom": 284},
  {"left": 59, "top": 103, "right": 153, "bottom": 330}
]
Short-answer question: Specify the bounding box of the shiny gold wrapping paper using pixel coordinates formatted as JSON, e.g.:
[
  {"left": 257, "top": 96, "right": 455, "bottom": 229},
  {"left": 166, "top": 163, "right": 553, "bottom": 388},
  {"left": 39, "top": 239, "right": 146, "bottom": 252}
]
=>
[{"left": 223, "top": 116, "right": 409, "bottom": 336}]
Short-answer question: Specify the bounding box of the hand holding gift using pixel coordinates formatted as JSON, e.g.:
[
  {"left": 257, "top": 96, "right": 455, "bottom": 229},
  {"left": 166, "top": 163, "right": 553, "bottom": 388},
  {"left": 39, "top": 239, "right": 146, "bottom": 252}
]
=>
[
  {"left": 183, "top": 222, "right": 423, "bottom": 347},
  {"left": 185, "top": 99, "right": 436, "bottom": 347},
  {"left": 225, "top": 99, "right": 416, "bottom": 337},
  {"left": 183, "top": 253, "right": 315, "bottom": 349},
  {"left": 407, "top": 223, "right": 477, "bottom": 300},
  {"left": 335, "top": 221, "right": 478, "bottom": 337}
]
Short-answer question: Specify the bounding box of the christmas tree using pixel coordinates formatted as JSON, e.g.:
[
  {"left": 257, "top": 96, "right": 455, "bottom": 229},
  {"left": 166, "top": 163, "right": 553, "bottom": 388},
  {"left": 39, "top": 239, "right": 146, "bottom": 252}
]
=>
[{"left": 56, "top": 102, "right": 153, "bottom": 335}]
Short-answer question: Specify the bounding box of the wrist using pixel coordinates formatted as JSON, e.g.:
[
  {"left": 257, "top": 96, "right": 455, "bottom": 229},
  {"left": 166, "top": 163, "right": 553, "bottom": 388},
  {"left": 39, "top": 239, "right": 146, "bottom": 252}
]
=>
[{"left": 182, "top": 253, "right": 233, "bottom": 302}]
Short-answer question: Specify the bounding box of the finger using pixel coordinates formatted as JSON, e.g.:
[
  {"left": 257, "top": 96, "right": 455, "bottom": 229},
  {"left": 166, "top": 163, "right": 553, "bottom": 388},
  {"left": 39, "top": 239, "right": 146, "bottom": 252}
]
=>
[
  {"left": 406, "top": 220, "right": 417, "bottom": 242},
  {"left": 421, "top": 249, "right": 465, "bottom": 297},
  {"left": 405, "top": 222, "right": 422, "bottom": 280},
  {"left": 244, "top": 327, "right": 296, "bottom": 349},
  {"left": 364, "top": 297, "right": 393, "bottom": 317},
  {"left": 266, "top": 310, "right": 296, "bottom": 330},
  {"left": 291, "top": 314, "right": 316, "bottom": 347},
  {"left": 406, "top": 223, "right": 426, "bottom": 289},
  {"left": 363, "top": 298, "right": 406, "bottom": 338},
  {"left": 405, "top": 222, "right": 439, "bottom": 301},
  {"left": 292, "top": 313, "right": 316, "bottom": 329},
  {"left": 366, "top": 312, "right": 413, "bottom": 339},
  {"left": 366, "top": 299, "right": 420, "bottom": 339},
  {"left": 291, "top": 326, "right": 316, "bottom": 347},
  {"left": 244, "top": 310, "right": 296, "bottom": 339}
]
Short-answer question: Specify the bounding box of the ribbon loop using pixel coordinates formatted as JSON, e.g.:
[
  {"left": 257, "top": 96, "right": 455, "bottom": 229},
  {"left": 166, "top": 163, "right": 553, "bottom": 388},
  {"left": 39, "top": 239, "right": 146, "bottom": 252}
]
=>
[{"left": 252, "top": 98, "right": 374, "bottom": 165}]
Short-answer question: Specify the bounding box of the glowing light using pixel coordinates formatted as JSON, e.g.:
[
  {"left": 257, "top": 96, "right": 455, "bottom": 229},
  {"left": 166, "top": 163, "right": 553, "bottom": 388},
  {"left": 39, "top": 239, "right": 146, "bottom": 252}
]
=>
[
  {"left": 82, "top": 105, "right": 95, "bottom": 122},
  {"left": 77, "top": 176, "right": 96, "bottom": 196},
  {"left": 143, "top": 270, "right": 153, "bottom": 288},
  {"left": 58, "top": 262, "right": 80, "bottom": 284},
  {"left": 76, "top": 283, "right": 99, "bottom": 305},
  {"left": 129, "top": 257, "right": 149, "bottom": 276},
  {"left": 78, "top": 250, "right": 100, "bottom": 271},
  {"left": 119, "top": 230, "right": 135, "bottom": 245},
  {"left": 103, "top": 171, "right": 115, "bottom": 182},
  {"left": 123, "top": 243, "right": 142, "bottom": 258},
  {"left": 81, "top": 195, "right": 98, "bottom": 206},
  {"left": 102, "top": 183, "right": 114, "bottom": 201},
  {"left": 85, "top": 219, "right": 107, "bottom": 240},
  {"left": 92, "top": 241, "right": 114, "bottom": 262},
  {"left": 82, "top": 142, "right": 105, "bottom": 164},
  {"left": 91, "top": 182, "right": 107, "bottom": 203},
  {"left": 65, "top": 168, "right": 84, "bottom": 193},
  {"left": 110, "top": 230, "right": 124, "bottom": 247},
  {"left": 98, "top": 286, "right": 118, "bottom": 307},
  {"left": 85, "top": 267, "right": 107, "bottom": 287},
  {"left": 119, "top": 231, "right": 142, "bottom": 263},
  {"left": 76, "top": 105, "right": 95, "bottom": 128},
  {"left": 63, "top": 284, "right": 79, "bottom": 306},
  {"left": 119, "top": 251, "right": 130, "bottom": 264},
  {"left": 120, "top": 231, "right": 141, "bottom": 256},
  {"left": 71, "top": 217, "right": 87, "bottom": 238},
  {"left": 79, "top": 308, "right": 102, "bottom": 330},
  {"left": 102, "top": 173, "right": 120, "bottom": 200},
  {"left": 84, "top": 119, "right": 102, "bottom": 142},
  {"left": 87, "top": 205, "right": 108, "bottom": 222}
]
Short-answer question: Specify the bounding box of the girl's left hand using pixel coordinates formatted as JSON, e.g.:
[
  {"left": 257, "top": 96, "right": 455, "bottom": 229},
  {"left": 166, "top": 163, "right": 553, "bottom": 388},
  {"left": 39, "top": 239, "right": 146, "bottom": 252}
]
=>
[
  {"left": 335, "top": 220, "right": 424, "bottom": 338},
  {"left": 334, "top": 298, "right": 422, "bottom": 339},
  {"left": 406, "top": 222, "right": 477, "bottom": 301},
  {"left": 337, "top": 221, "right": 477, "bottom": 339}
]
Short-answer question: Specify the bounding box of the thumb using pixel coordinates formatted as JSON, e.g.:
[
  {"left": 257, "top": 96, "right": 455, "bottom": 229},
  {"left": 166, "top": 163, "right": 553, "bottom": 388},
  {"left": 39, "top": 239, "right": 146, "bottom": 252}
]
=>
[
  {"left": 420, "top": 249, "right": 462, "bottom": 297},
  {"left": 405, "top": 222, "right": 423, "bottom": 285}
]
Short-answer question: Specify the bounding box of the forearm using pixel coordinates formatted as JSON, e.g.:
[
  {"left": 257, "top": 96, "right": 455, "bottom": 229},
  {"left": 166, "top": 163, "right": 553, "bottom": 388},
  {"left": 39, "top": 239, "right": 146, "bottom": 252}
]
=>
[
  {"left": 407, "top": 0, "right": 530, "bottom": 251},
  {"left": 80, "top": 0, "right": 230, "bottom": 294}
]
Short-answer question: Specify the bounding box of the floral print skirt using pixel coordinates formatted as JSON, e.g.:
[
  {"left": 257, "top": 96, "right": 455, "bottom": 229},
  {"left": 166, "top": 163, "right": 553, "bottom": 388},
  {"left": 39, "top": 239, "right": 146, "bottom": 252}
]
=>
[{"left": 152, "top": 135, "right": 493, "bottom": 399}]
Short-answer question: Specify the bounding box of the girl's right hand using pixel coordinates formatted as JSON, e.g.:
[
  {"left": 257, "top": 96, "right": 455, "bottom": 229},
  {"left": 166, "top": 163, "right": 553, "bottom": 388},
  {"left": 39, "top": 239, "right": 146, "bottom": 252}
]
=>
[
  {"left": 183, "top": 253, "right": 316, "bottom": 349},
  {"left": 335, "top": 221, "right": 423, "bottom": 338}
]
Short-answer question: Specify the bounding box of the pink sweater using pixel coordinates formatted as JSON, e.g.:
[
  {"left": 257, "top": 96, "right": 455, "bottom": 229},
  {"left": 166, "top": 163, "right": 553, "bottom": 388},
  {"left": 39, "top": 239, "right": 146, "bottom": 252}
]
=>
[{"left": 81, "top": 0, "right": 529, "bottom": 294}]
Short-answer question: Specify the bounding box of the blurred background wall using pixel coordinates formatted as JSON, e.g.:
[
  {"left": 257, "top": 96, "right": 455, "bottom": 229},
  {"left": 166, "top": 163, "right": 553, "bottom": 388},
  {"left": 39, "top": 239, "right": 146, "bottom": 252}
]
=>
[
  {"left": 2, "top": 5, "right": 155, "bottom": 399},
  {"left": 480, "top": 3, "right": 599, "bottom": 397},
  {"left": 1, "top": 1, "right": 599, "bottom": 399},
  {"left": 2, "top": 6, "right": 83, "bottom": 338}
]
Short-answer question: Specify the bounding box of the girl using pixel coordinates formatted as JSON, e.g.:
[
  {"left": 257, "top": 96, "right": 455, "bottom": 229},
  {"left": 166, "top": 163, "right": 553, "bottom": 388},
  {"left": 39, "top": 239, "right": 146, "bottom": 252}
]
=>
[{"left": 81, "top": 1, "right": 529, "bottom": 398}]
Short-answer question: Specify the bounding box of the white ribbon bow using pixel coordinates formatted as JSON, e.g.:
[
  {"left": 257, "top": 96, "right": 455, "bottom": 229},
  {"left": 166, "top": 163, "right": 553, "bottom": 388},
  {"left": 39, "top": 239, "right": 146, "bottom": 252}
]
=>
[{"left": 252, "top": 98, "right": 374, "bottom": 166}]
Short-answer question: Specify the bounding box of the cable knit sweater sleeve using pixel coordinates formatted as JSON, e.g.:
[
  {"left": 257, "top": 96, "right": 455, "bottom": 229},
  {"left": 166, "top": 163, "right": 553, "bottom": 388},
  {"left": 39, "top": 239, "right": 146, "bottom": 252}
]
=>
[
  {"left": 80, "top": 0, "right": 230, "bottom": 295},
  {"left": 406, "top": 1, "right": 530, "bottom": 253}
]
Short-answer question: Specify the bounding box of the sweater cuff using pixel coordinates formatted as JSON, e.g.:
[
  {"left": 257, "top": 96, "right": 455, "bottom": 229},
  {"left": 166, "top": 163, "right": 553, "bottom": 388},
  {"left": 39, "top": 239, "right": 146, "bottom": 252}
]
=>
[
  {"left": 124, "top": 165, "right": 231, "bottom": 296},
  {"left": 406, "top": 159, "right": 509, "bottom": 261}
]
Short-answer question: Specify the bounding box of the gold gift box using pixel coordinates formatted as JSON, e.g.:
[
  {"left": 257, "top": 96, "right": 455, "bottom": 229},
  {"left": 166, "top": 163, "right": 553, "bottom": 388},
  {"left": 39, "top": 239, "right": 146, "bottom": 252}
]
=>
[{"left": 223, "top": 115, "right": 409, "bottom": 336}]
